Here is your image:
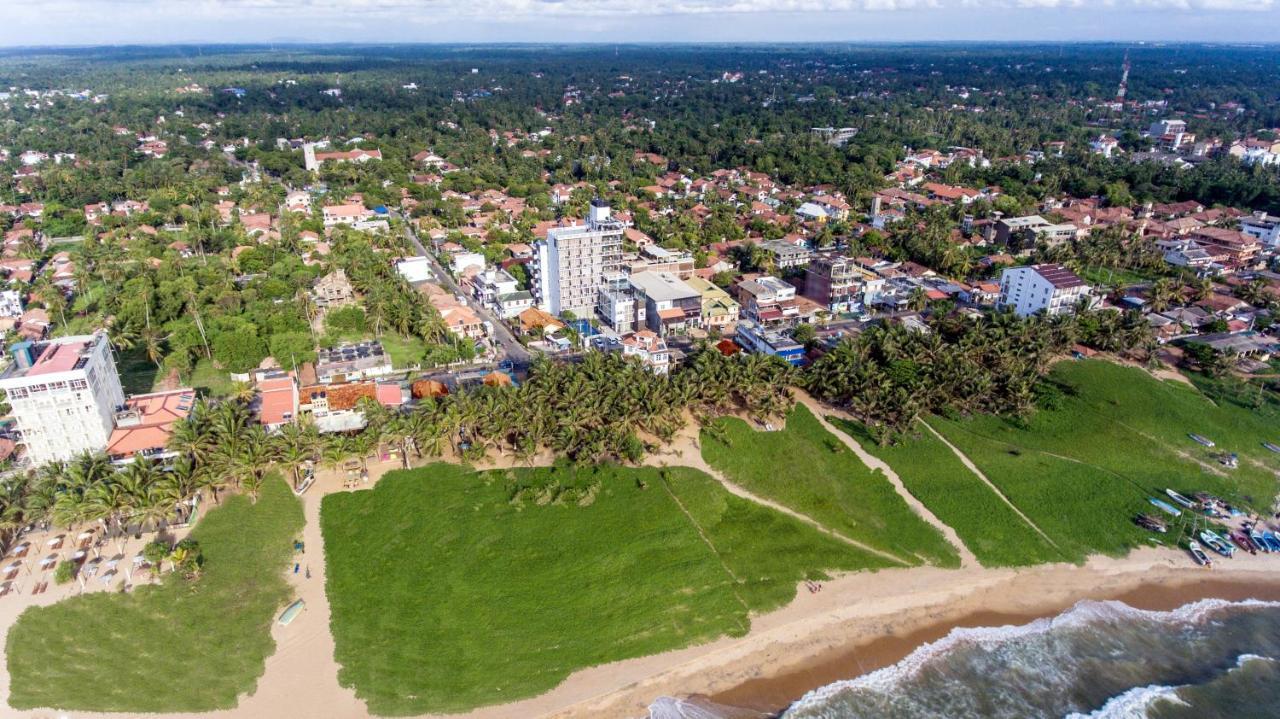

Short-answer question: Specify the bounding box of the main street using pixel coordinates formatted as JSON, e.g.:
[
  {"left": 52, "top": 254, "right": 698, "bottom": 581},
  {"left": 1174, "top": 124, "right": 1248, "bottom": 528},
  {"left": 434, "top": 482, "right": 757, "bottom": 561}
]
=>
[{"left": 391, "top": 211, "right": 533, "bottom": 372}]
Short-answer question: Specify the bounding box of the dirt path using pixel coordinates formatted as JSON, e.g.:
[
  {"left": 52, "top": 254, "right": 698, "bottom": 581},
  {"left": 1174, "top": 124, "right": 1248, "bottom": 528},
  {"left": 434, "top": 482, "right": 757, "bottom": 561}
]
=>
[
  {"left": 794, "top": 392, "right": 979, "bottom": 569},
  {"left": 642, "top": 424, "right": 911, "bottom": 568},
  {"left": 918, "top": 419, "right": 1062, "bottom": 552}
]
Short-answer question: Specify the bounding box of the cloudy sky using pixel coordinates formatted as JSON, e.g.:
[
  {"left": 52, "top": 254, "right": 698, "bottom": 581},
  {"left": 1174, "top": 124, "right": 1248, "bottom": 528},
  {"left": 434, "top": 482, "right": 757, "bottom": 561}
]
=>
[{"left": 3, "top": 0, "right": 1277, "bottom": 46}]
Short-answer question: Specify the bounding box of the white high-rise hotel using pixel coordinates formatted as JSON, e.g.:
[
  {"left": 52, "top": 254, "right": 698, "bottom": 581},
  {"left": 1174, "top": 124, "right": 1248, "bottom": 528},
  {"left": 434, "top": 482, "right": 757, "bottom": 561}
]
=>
[
  {"left": 533, "top": 199, "right": 624, "bottom": 316},
  {"left": 0, "top": 333, "right": 125, "bottom": 465}
]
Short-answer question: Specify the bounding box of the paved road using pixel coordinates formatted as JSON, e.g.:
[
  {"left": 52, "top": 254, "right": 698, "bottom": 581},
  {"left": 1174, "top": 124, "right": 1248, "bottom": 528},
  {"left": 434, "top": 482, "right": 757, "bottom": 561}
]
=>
[{"left": 392, "top": 211, "right": 533, "bottom": 372}]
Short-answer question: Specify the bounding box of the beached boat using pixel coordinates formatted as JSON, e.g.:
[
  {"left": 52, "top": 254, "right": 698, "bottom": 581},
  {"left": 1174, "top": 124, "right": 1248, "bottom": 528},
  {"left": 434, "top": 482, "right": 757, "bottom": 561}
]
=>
[
  {"left": 1263, "top": 532, "right": 1280, "bottom": 553},
  {"left": 1189, "top": 433, "right": 1215, "bottom": 448},
  {"left": 1251, "top": 529, "right": 1271, "bottom": 553},
  {"left": 1229, "top": 530, "right": 1258, "bottom": 554},
  {"left": 1187, "top": 541, "right": 1213, "bottom": 567},
  {"left": 1264, "top": 442, "right": 1280, "bottom": 454},
  {"left": 1148, "top": 497, "right": 1182, "bottom": 517},
  {"left": 1199, "top": 530, "right": 1234, "bottom": 558},
  {"left": 278, "top": 599, "right": 305, "bottom": 626},
  {"left": 1134, "top": 514, "right": 1167, "bottom": 533},
  {"left": 1165, "top": 489, "right": 1196, "bottom": 509}
]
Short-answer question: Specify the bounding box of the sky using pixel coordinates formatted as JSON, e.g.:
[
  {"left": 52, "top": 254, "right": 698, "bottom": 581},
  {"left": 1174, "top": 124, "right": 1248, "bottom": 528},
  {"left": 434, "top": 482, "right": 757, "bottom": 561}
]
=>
[{"left": 2, "top": 0, "right": 1279, "bottom": 47}]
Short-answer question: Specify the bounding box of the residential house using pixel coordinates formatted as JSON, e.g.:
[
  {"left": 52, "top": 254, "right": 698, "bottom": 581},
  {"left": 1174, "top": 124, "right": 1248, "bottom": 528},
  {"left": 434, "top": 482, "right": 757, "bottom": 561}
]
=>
[
  {"left": 685, "top": 276, "right": 739, "bottom": 332},
  {"left": 628, "top": 271, "right": 702, "bottom": 336},
  {"left": 311, "top": 269, "right": 356, "bottom": 309}
]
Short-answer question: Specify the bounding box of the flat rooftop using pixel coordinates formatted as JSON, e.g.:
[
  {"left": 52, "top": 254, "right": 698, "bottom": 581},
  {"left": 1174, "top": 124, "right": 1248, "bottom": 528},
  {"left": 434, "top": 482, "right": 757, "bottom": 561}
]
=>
[{"left": 0, "top": 335, "right": 98, "bottom": 382}]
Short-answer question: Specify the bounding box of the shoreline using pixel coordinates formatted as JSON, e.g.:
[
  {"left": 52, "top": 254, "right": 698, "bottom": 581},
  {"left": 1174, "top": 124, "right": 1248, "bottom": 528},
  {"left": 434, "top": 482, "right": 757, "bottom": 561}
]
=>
[
  {"left": 545, "top": 549, "right": 1280, "bottom": 719},
  {"left": 706, "top": 571, "right": 1280, "bottom": 717}
]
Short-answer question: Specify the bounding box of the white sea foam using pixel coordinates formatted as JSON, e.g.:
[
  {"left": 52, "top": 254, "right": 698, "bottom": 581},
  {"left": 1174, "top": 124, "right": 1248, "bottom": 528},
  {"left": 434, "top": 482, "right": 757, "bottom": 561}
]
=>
[
  {"left": 784, "top": 598, "right": 1280, "bottom": 715},
  {"left": 1064, "top": 684, "right": 1188, "bottom": 719},
  {"left": 646, "top": 695, "right": 761, "bottom": 719}
]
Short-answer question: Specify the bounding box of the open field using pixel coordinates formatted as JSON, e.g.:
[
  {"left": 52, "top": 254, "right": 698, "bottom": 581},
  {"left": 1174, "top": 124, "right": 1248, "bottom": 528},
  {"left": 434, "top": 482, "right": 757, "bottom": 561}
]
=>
[
  {"left": 320, "top": 462, "right": 888, "bottom": 715},
  {"left": 830, "top": 418, "right": 1063, "bottom": 567},
  {"left": 700, "top": 404, "right": 959, "bottom": 568},
  {"left": 5, "top": 475, "right": 304, "bottom": 712},
  {"left": 928, "top": 360, "right": 1280, "bottom": 559}
]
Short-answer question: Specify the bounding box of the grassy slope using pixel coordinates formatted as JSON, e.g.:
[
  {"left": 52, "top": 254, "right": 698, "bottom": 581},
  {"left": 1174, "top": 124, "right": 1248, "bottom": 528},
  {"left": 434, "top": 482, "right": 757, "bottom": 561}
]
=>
[
  {"left": 830, "top": 418, "right": 1062, "bottom": 567},
  {"left": 930, "top": 360, "right": 1280, "bottom": 559},
  {"left": 321, "top": 463, "right": 887, "bottom": 715},
  {"left": 701, "top": 404, "right": 959, "bottom": 568},
  {"left": 6, "top": 476, "right": 304, "bottom": 712}
]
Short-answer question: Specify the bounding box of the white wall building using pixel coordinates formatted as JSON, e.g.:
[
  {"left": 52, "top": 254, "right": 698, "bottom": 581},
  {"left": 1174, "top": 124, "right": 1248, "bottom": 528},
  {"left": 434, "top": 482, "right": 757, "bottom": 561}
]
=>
[
  {"left": 1240, "top": 212, "right": 1280, "bottom": 248},
  {"left": 0, "top": 333, "right": 126, "bottom": 466},
  {"left": 998, "top": 264, "right": 1092, "bottom": 317},
  {"left": 533, "top": 199, "right": 624, "bottom": 316}
]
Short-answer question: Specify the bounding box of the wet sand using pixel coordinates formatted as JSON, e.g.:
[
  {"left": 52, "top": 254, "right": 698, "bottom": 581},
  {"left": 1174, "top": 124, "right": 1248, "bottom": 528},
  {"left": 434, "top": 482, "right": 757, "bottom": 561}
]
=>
[{"left": 707, "top": 574, "right": 1280, "bottom": 717}]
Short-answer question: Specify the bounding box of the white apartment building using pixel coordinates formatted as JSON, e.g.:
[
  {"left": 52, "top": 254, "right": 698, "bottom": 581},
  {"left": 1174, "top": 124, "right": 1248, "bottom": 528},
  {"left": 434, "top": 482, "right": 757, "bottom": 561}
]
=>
[
  {"left": 0, "top": 333, "right": 126, "bottom": 466},
  {"left": 1240, "top": 212, "right": 1280, "bottom": 248},
  {"left": 533, "top": 199, "right": 624, "bottom": 316},
  {"left": 998, "top": 264, "right": 1092, "bottom": 317}
]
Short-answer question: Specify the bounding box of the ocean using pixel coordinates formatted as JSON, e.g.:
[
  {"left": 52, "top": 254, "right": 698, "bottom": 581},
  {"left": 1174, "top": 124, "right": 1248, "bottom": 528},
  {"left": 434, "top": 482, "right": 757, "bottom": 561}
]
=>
[{"left": 646, "top": 598, "right": 1280, "bottom": 719}]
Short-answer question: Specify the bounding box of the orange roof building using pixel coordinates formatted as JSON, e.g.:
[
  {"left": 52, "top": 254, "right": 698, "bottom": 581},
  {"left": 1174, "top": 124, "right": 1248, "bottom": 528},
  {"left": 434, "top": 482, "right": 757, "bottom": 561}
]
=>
[{"left": 106, "top": 389, "right": 197, "bottom": 463}]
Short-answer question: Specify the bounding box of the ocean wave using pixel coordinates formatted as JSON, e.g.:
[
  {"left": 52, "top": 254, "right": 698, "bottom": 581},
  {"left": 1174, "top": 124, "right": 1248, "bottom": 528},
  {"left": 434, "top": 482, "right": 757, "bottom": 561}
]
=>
[
  {"left": 782, "top": 598, "right": 1280, "bottom": 718},
  {"left": 646, "top": 695, "right": 768, "bottom": 719},
  {"left": 1064, "top": 684, "right": 1188, "bottom": 719}
]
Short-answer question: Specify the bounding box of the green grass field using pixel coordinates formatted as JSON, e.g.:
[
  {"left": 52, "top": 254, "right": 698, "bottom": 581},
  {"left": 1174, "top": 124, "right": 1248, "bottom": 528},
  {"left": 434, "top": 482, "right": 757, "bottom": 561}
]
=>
[
  {"left": 700, "top": 404, "right": 959, "bottom": 568},
  {"left": 6, "top": 476, "right": 304, "bottom": 712},
  {"left": 830, "top": 418, "right": 1063, "bottom": 567},
  {"left": 321, "top": 462, "right": 888, "bottom": 715},
  {"left": 928, "top": 360, "right": 1280, "bottom": 558}
]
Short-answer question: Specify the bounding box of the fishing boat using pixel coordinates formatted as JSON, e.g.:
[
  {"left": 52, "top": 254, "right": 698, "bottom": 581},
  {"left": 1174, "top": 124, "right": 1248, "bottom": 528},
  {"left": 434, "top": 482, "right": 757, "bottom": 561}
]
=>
[
  {"left": 1165, "top": 489, "right": 1196, "bottom": 509},
  {"left": 1229, "top": 530, "right": 1258, "bottom": 554},
  {"left": 278, "top": 599, "right": 305, "bottom": 626},
  {"left": 1148, "top": 497, "right": 1182, "bottom": 517},
  {"left": 1251, "top": 529, "right": 1271, "bottom": 553},
  {"left": 1264, "top": 442, "right": 1280, "bottom": 454},
  {"left": 1187, "top": 541, "right": 1213, "bottom": 567},
  {"left": 1189, "top": 433, "right": 1216, "bottom": 448},
  {"left": 1200, "top": 530, "right": 1235, "bottom": 558},
  {"left": 1263, "top": 531, "right": 1280, "bottom": 553},
  {"left": 1134, "top": 514, "right": 1167, "bottom": 533}
]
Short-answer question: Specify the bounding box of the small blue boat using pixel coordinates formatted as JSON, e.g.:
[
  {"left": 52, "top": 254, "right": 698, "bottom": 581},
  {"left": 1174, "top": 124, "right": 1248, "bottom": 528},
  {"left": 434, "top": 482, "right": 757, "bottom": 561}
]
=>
[
  {"left": 278, "top": 599, "right": 305, "bottom": 626},
  {"left": 1200, "top": 530, "right": 1234, "bottom": 558},
  {"left": 1251, "top": 529, "right": 1271, "bottom": 553},
  {"left": 1263, "top": 532, "right": 1280, "bottom": 553},
  {"left": 1264, "top": 442, "right": 1280, "bottom": 454},
  {"left": 1165, "top": 489, "right": 1196, "bottom": 509},
  {"left": 1148, "top": 497, "right": 1182, "bottom": 517}
]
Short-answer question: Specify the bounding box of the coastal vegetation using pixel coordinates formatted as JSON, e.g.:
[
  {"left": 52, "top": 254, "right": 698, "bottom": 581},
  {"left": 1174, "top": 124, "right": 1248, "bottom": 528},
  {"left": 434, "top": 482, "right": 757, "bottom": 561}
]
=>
[
  {"left": 321, "top": 462, "right": 888, "bottom": 715},
  {"left": 701, "top": 404, "right": 959, "bottom": 568},
  {"left": 830, "top": 418, "right": 1063, "bottom": 567},
  {"left": 5, "top": 474, "right": 302, "bottom": 712}
]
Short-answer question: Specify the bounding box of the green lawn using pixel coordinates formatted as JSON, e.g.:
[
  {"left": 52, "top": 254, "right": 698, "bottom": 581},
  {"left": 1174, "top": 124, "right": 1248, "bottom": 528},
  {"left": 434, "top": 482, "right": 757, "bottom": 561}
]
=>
[
  {"left": 829, "top": 418, "right": 1063, "bottom": 567},
  {"left": 700, "top": 404, "right": 959, "bottom": 568},
  {"left": 321, "top": 462, "right": 888, "bottom": 715},
  {"left": 928, "top": 360, "right": 1280, "bottom": 558},
  {"left": 6, "top": 476, "right": 304, "bottom": 712},
  {"left": 189, "top": 357, "right": 237, "bottom": 398}
]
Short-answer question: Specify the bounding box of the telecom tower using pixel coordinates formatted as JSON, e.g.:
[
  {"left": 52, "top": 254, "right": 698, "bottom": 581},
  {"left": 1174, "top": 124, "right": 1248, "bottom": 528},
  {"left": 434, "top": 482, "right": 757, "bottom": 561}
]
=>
[{"left": 1115, "top": 49, "right": 1130, "bottom": 103}]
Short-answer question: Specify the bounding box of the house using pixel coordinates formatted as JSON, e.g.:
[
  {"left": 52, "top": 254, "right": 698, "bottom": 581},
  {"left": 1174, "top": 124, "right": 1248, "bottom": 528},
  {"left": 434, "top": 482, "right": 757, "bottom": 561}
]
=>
[
  {"left": 395, "top": 257, "right": 434, "bottom": 284},
  {"left": 305, "top": 145, "right": 382, "bottom": 172},
  {"left": 256, "top": 372, "right": 300, "bottom": 430},
  {"left": 1240, "top": 212, "right": 1280, "bottom": 248},
  {"left": 1188, "top": 227, "right": 1260, "bottom": 267},
  {"left": 285, "top": 190, "right": 312, "bottom": 213},
  {"left": 299, "top": 381, "right": 377, "bottom": 433},
  {"left": 1091, "top": 135, "right": 1119, "bottom": 158},
  {"left": 760, "top": 239, "right": 813, "bottom": 269},
  {"left": 990, "top": 215, "right": 1079, "bottom": 254},
  {"left": 685, "top": 276, "right": 739, "bottom": 332},
  {"left": 803, "top": 254, "right": 880, "bottom": 314},
  {"left": 322, "top": 203, "right": 373, "bottom": 227},
  {"left": 314, "top": 341, "right": 394, "bottom": 383},
  {"left": 420, "top": 283, "right": 487, "bottom": 340},
  {"left": 998, "top": 264, "right": 1092, "bottom": 317},
  {"left": 618, "top": 331, "right": 670, "bottom": 375},
  {"left": 105, "top": 389, "right": 197, "bottom": 464},
  {"left": 311, "top": 269, "right": 356, "bottom": 309},
  {"left": 737, "top": 275, "right": 799, "bottom": 326}
]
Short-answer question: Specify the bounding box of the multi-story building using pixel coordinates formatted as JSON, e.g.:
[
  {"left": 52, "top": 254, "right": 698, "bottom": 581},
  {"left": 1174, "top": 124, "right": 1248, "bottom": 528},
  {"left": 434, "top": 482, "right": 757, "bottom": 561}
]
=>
[
  {"left": 619, "top": 331, "right": 670, "bottom": 375},
  {"left": 735, "top": 320, "right": 805, "bottom": 366},
  {"left": 625, "top": 245, "right": 696, "bottom": 279},
  {"left": 998, "top": 264, "right": 1092, "bottom": 317},
  {"left": 803, "top": 254, "right": 870, "bottom": 313},
  {"left": 0, "top": 333, "right": 126, "bottom": 466},
  {"left": 990, "top": 215, "right": 1080, "bottom": 254},
  {"left": 596, "top": 273, "right": 642, "bottom": 334},
  {"left": 1240, "top": 212, "right": 1280, "bottom": 249},
  {"left": 533, "top": 199, "right": 625, "bottom": 316},
  {"left": 628, "top": 271, "right": 702, "bottom": 337},
  {"left": 737, "top": 275, "right": 799, "bottom": 326},
  {"left": 761, "top": 240, "right": 813, "bottom": 269}
]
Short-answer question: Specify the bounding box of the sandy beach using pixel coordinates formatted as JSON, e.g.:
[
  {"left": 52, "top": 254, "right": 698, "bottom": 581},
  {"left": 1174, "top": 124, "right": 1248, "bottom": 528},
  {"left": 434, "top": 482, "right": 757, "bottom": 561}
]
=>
[{"left": 0, "top": 444, "right": 1278, "bottom": 719}]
